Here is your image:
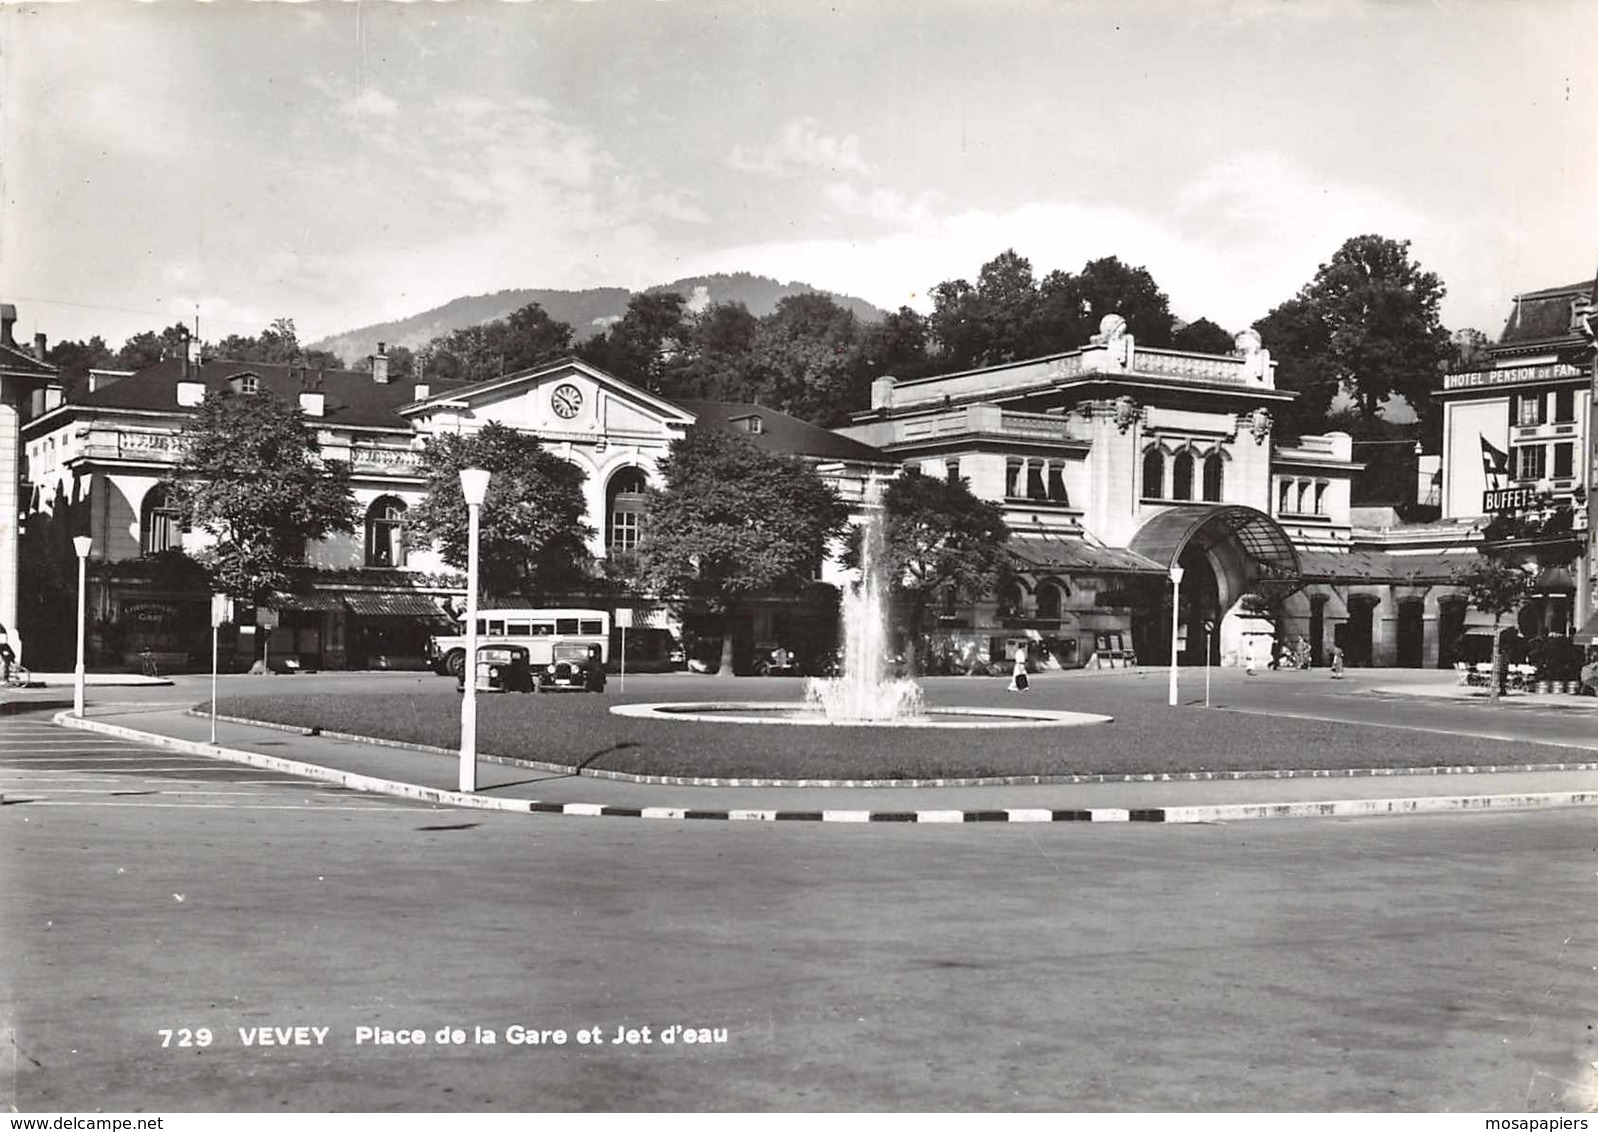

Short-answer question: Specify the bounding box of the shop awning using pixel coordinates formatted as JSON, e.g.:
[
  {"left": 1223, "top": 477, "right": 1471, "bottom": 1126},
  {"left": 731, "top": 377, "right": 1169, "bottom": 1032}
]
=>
[
  {"left": 343, "top": 592, "right": 455, "bottom": 620},
  {"left": 270, "top": 592, "right": 347, "bottom": 612}
]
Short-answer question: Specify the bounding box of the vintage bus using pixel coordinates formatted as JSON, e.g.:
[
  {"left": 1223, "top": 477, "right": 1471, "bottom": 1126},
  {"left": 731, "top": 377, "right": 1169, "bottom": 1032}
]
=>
[{"left": 427, "top": 608, "right": 610, "bottom": 678}]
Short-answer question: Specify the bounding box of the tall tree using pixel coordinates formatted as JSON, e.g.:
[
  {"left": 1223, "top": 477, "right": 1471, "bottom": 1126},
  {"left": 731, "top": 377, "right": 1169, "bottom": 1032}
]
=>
[
  {"left": 928, "top": 249, "right": 1043, "bottom": 368},
  {"left": 858, "top": 306, "right": 936, "bottom": 382},
  {"left": 168, "top": 390, "right": 357, "bottom": 605},
  {"left": 848, "top": 467, "right": 1010, "bottom": 672},
  {"left": 1253, "top": 296, "right": 1340, "bottom": 436},
  {"left": 749, "top": 293, "right": 862, "bottom": 426},
  {"left": 580, "top": 291, "right": 692, "bottom": 392},
  {"left": 676, "top": 301, "right": 760, "bottom": 400},
  {"left": 425, "top": 302, "right": 574, "bottom": 384},
  {"left": 117, "top": 324, "right": 192, "bottom": 371},
  {"left": 1063, "top": 257, "right": 1177, "bottom": 348},
  {"left": 406, "top": 421, "right": 593, "bottom": 600},
  {"left": 1171, "top": 317, "right": 1235, "bottom": 355},
  {"left": 636, "top": 427, "right": 849, "bottom": 675},
  {"left": 214, "top": 318, "right": 343, "bottom": 369},
  {"left": 1260, "top": 235, "right": 1450, "bottom": 426},
  {"left": 46, "top": 336, "right": 115, "bottom": 386}
]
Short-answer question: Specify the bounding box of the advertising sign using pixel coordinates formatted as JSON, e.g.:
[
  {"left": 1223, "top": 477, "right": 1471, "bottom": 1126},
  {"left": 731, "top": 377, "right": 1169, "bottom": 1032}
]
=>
[{"left": 1483, "top": 487, "right": 1540, "bottom": 513}]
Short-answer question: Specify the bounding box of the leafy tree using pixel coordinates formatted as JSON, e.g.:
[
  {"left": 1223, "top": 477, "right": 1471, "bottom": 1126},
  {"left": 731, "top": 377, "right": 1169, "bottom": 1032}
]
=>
[
  {"left": 636, "top": 426, "right": 850, "bottom": 675},
  {"left": 47, "top": 336, "right": 115, "bottom": 385},
  {"left": 579, "top": 291, "right": 692, "bottom": 392},
  {"left": 674, "top": 301, "right": 760, "bottom": 400},
  {"left": 858, "top": 306, "right": 936, "bottom": 382},
  {"left": 168, "top": 390, "right": 357, "bottom": 605},
  {"left": 929, "top": 251, "right": 1180, "bottom": 367},
  {"left": 1448, "top": 327, "right": 1491, "bottom": 371},
  {"left": 406, "top": 421, "right": 593, "bottom": 600},
  {"left": 425, "top": 302, "right": 574, "bottom": 384},
  {"left": 846, "top": 467, "right": 1010, "bottom": 671},
  {"left": 214, "top": 318, "right": 342, "bottom": 369},
  {"left": 1172, "top": 317, "right": 1235, "bottom": 355},
  {"left": 1260, "top": 235, "right": 1450, "bottom": 427},
  {"left": 117, "top": 324, "right": 192, "bottom": 371},
  {"left": 1254, "top": 296, "right": 1341, "bottom": 437},
  {"left": 929, "top": 249, "right": 1043, "bottom": 369},
  {"left": 1062, "top": 257, "right": 1177, "bottom": 348},
  {"left": 749, "top": 293, "right": 863, "bottom": 426},
  {"left": 1457, "top": 556, "right": 1536, "bottom": 705}
]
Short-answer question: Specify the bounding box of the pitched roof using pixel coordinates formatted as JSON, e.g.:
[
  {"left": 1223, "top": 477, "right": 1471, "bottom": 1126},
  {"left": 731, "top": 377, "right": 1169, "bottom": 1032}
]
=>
[
  {"left": 1007, "top": 537, "right": 1166, "bottom": 576},
  {"left": 1494, "top": 276, "right": 1597, "bottom": 353},
  {"left": 0, "top": 339, "right": 57, "bottom": 378},
  {"left": 65, "top": 358, "right": 460, "bottom": 430},
  {"left": 672, "top": 399, "right": 893, "bottom": 464}
]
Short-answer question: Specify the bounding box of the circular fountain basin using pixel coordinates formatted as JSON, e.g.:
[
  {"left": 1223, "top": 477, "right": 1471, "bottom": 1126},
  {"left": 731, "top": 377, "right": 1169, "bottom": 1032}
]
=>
[{"left": 610, "top": 702, "right": 1113, "bottom": 730}]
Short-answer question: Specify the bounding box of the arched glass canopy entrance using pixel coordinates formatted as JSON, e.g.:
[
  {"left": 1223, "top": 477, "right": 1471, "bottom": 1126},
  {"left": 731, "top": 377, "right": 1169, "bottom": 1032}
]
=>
[{"left": 1127, "top": 505, "right": 1302, "bottom": 664}]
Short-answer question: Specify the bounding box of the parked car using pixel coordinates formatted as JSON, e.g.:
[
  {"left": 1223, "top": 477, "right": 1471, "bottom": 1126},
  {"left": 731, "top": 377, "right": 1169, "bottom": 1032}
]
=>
[{"left": 539, "top": 642, "right": 607, "bottom": 693}]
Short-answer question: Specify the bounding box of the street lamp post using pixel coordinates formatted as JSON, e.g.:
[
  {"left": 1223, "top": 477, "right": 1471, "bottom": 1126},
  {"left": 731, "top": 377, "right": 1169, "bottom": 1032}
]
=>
[
  {"left": 73, "top": 535, "right": 92, "bottom": 718},
  {"left": 1168, "top": 565, "right": 1185, "bottom": 707},
  {"left": 458, "top": 468, "right": 491, "bottom": 793}
]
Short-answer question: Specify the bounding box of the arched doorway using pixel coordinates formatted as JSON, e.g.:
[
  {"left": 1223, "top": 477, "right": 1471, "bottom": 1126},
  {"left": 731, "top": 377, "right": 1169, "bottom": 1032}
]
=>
[{"left": 1128, "top": 505, "right": 1302, "bottom": 666}]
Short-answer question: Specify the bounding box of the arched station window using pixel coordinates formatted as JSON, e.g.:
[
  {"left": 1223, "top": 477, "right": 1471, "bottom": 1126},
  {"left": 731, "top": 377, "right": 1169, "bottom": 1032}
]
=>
[
  {"left": 1172, "top": 451, "right": 1195, "bottom": 501},
  {"left": 1202, "top": 453, "right": 1224, "bottom": 502},
  {"left": 606, "top": 467, "right": 650, "bottom": 553},
  {"left": 1035, "top": 580, "right": 1066, "bottom": 621},
  {"left": 1142, "top": 448, "right": 1164, "bottom": 499},
  {"left": 141, "top": 485, "right": 184, "bottom": 555},
  {"left": 365, "top": 496, "right": 407, "bottom": 567}
]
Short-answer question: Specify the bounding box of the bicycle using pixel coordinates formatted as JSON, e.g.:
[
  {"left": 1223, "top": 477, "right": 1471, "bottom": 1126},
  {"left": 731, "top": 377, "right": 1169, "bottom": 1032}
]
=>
[
  {"left": 139, "top": 651, "right": 160, "bottom": 678},
  {"left": 4, "top": 663, "right": 32, "bottom": 689}
]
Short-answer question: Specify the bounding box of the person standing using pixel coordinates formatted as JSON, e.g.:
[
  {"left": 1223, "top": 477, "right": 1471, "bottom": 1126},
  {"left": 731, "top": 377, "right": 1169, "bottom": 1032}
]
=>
[
  {"left": 1008, "top": 643, "right": 1029, "bottom": 692},
  {"left": 1330, "top": 644, "right": 1345, "bottom": 679}
]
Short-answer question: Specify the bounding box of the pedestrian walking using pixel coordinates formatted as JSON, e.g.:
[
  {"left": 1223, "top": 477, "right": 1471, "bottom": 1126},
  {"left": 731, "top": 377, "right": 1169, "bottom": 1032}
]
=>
[
  {"left": 1330, "top": 644, "right": 1345, "bottom": 679},
  {"left": 0, "top": 628, "right": 14, "bottom": 685},
  {"left": 1008, "top": 643, "right": 1029, "bottom": 692}
]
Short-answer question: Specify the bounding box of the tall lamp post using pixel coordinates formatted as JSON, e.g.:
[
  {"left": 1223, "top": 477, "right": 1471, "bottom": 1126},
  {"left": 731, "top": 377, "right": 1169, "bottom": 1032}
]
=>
[
  {"left": 1167, "top": 565, "right": 1185, "bottom": 707},
  {"left": 458, "top": 467, "right": 491, "bottom": 793},
  {"left": 73, "top": 535, "right": 92, "bottom": 718}
]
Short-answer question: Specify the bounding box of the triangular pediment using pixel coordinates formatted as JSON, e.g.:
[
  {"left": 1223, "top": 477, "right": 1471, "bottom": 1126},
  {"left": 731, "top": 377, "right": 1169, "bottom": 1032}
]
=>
[{"left": 401, "top": 357, "right": 694, "bottom": 441}]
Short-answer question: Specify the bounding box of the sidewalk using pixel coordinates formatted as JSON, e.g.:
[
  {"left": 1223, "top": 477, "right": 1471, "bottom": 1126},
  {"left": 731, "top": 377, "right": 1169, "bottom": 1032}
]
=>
[{"left": 51, "top": 700, "right": 1598, "bottom": 826}]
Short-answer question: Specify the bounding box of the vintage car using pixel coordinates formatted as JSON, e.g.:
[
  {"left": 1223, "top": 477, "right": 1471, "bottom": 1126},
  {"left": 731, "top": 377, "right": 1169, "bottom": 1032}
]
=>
[{"left": 539, "top": 642, "right": 607, "bottom": 693}]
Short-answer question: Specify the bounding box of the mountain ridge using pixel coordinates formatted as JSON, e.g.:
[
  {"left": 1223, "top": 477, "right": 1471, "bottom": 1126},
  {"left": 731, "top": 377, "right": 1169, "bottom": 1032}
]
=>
[{"left": 309, "top": 273, "right": 888, "bottom": 363}]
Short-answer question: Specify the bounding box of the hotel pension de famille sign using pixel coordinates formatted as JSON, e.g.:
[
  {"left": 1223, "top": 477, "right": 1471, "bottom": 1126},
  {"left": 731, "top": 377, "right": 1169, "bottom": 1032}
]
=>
[{"left": 1443, "top": 362, "right": 1586, "bottom": 391}]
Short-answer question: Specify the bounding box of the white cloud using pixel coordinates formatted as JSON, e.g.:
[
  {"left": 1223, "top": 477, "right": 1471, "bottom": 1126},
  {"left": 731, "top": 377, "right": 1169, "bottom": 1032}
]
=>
[
  {"left": 342, "top": 86, "right": 400, "bottom": 119},
  {"left": 728, "top": 117, "right": 871, "bottom": 178}
]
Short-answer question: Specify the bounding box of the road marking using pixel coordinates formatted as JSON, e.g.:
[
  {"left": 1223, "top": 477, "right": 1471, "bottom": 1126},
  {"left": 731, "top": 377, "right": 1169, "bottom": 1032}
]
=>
[{"left": 17, "top": 800, "right": 434, "bottom": 812}]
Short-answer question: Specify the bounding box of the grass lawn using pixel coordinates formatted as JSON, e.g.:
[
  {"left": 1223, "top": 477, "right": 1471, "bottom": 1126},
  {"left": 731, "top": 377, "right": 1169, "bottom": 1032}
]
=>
[{"left": 202, "top": 669, "right": 1579, "bottom": 782}]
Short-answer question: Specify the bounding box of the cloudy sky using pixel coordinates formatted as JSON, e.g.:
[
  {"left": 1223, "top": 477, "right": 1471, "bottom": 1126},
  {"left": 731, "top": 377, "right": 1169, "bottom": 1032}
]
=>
[{"left": 3, "top": 0, "right": 1595, "bottom": 353}]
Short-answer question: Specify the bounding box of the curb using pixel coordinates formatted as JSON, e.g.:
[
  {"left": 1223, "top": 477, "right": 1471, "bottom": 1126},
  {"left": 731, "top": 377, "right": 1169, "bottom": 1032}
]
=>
[{"left": 48, "top": 712, "right": 1598, "bottom": 826}]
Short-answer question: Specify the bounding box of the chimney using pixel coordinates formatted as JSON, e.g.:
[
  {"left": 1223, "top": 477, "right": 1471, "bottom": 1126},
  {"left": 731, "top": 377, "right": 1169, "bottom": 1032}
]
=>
[
  {"left": 372, "top": 342, "right": 390, "bottom": 384},
  {"left": 33, "top": 332, "right": 47, "bottom": 361},
  {"left": 0, "top": 304, "right": 15, "bottom": 347}
]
